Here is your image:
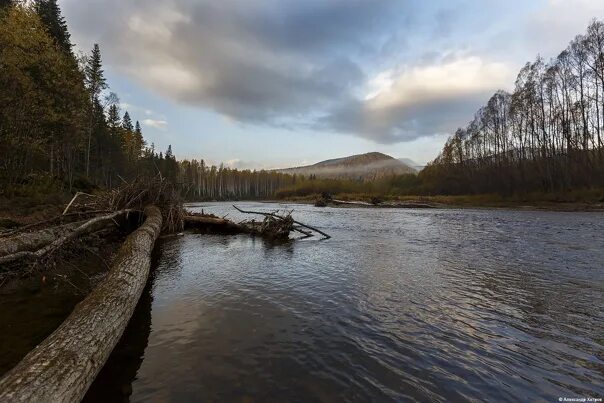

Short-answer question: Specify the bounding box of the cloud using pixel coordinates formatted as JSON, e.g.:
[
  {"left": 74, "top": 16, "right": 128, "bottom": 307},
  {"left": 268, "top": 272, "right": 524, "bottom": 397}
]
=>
[
  {"left": 366, "top": 57, "right": 511, "bottom": 109},
  {"left": 60, "top": 0, "right": 602, "bottom": 145},
  {"left": 319, "top": 56, "right": 513, "bottom": 143},
  {"left": 142, "top": 119, "right": 168, "bottom": 130}
]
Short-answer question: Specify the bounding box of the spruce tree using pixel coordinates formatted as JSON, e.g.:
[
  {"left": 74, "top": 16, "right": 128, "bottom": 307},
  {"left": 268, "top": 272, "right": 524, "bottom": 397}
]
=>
[
  {"left": 122, "top": 111, "right": 133, "bottom": 132},
  {"left": 84, "top": 44, "right": 107, "bottom": 177},
  {"left": 84, "top": 44, "right": 107, "bottom": 103},
  {"left": 107, "top": 104, "right": 121, "bottom": 129},
  {"left": 34, "top": 0, "right": 72, "bottom": 54}
]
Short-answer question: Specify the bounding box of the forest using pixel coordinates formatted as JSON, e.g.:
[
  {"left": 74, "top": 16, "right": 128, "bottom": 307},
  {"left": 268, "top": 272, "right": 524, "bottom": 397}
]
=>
[
  {"left": 0, "top": 1, "right": 295, "bottom": 203},
  {"left": 1, "top": 0, "right": 603, "bottom": 205},
  {"left": 422, "top": 20, "right": 604, "bottom": 195}
]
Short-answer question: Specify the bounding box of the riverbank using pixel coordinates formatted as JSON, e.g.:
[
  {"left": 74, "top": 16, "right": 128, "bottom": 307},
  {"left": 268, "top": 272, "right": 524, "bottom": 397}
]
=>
[
  {"left": 3, "top": 187, "right": 604, "bottom": 232},
  {"left": 277, "top": 188, "right": 604, "bottom": 212}
]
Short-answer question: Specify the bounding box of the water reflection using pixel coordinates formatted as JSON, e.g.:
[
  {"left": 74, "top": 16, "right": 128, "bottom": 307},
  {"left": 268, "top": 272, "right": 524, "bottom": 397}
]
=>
[{"left": 86, "top": 204, "right": 604, "bottom": 402}]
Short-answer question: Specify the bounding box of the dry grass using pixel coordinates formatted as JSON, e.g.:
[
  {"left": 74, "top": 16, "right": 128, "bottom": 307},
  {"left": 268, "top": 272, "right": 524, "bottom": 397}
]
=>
[{"left": 102, "top": 176, "right": 185, "bottom": 233}]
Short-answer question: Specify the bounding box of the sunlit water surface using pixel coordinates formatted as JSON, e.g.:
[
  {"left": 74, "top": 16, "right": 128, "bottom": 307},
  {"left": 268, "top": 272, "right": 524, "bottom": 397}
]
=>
[{"left": 86, "top": 203, "right": 604, "bottom": 402}]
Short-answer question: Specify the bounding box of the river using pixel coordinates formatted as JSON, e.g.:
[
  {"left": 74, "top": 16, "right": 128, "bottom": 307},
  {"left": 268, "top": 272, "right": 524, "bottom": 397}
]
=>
[{"left": 4, "top": 202, "right": 604, "bottom": 401}]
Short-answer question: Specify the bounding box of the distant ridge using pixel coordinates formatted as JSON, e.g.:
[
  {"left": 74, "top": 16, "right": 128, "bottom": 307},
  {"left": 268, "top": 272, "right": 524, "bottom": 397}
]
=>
[
  {"left": 398, "top": 158, "right": 424, "bottom": 171},
  {"left": 277, "top": 152, "right": 416, "bottom": 181}
]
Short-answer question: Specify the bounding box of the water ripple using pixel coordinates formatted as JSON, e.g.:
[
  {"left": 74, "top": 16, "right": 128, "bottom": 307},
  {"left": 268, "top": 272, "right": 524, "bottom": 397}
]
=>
[{"left": 88, "top": 203, "right": 604, "bottom": 402}]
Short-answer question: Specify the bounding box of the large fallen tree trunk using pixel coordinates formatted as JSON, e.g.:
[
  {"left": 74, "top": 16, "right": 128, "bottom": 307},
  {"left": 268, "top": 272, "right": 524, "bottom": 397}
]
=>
[
  {"left": 0, "top": 209, "right": 136, "bottom": 265},
  {"left": 0, "top": 205, "right": 162, "bottom": 403},
  {"left": 330, "top": 199, "right": 436, "bottom": 209},
  {"left": 0, "top": 221, "right": 85, "bottom": 258}
]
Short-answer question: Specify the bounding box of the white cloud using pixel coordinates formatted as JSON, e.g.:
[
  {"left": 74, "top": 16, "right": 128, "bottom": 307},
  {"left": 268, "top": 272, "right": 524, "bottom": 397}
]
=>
[
  {"left": 127, "top": 7, "right": 188, "bottom": 44},
  {"left": 366, "top": 57, "right": 513, "bottom": 110},
  {"left": 142, "top": 119, "right": 168, "bottom": 130},
  {"left": 130, "top": 63, "right": 202, "bottom": 99},
  {"left": 364, "top": 69, "right": 395, "bottom": 100}
]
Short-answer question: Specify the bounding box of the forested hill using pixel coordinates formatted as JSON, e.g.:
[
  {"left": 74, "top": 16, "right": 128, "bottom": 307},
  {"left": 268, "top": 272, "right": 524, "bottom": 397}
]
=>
[
  {"left": 423, "top": 19, "right": 604, "bottom": 195},
  {"left": 277, "top": 152, "right": 416, "bottom": 181},
  {"left": 0, "top": 1, "right": 294, "bottom": 201},
  {"left": 0, "top": 1, "right": 179, "bottom": 192}
]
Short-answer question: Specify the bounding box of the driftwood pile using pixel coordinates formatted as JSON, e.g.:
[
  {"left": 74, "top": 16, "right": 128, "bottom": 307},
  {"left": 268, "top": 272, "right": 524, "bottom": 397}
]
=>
[
  {"left": 0, "top": 180, "right": 330, "bottom": 401},
  {"left": 0, "top": 177, "right": 184, "bottom": 272},
  {"left": 184, "top": 205, "right": 330, "bottom": 240}
]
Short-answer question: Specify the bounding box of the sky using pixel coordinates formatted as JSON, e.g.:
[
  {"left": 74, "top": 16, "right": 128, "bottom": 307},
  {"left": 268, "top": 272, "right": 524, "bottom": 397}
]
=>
[{"left": 59, "top": 0, "right": 604, "bottom": 169}]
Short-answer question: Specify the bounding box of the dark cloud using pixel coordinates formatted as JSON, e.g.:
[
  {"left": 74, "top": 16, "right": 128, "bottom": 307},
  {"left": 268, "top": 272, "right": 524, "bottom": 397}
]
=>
[
  {"left": 62, "top": 0, "right": 512, "bottom": 143},
  {"left": 318, "top": 92, "right": 495, "bottom": 144}
]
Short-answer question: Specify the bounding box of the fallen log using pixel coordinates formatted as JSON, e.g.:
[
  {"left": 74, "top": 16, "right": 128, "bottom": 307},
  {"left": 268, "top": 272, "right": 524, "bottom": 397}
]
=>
[
  {"left": 331, "top": 199, "right": 374, "bottom": 206},
  {"left": 185, "top": 213, "right": 297, "bottom": 239},
  {"left": 331, "top": 199, "right": 436, "bottom": 209},
  {"left": 0, "top": 210, "right": 113, "bottom": 239},
  {"left": 385, "top": 202, "right": 436, "bottom": 208},
  {"left": 0, "top": 205, "right": 162, "bottom": 403},
  {"left": 0, "top": 209, "right": 137, "bottom": 265},
  {"left": 0, "top": 221, "right": 85, "bottom": 258},
  {"left": 184, "top": 214, "right": 250, "bottom": 233}
]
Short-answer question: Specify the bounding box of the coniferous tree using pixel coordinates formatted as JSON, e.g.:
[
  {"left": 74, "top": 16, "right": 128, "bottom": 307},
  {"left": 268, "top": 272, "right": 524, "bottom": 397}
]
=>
[
  {"left": 34, "top": 0, "right": 71, "bottom": 54},
  {"left": 134, "top": 120, "right": 144, "bottom": 159},
  {"left": 83, "top": 44, "right": 107, "bottom": 178},
  {"left": 0, "top": 5, "right": 87, "bottom": 189},
  {"left": 122, "top": 111, "right": 133, "bottom": 132},
  {"left": 107, "top": 104, "right": 121, "bottom": 130},
  {"left": 84, "top": 44, "right": 107, "bottom": 102}
]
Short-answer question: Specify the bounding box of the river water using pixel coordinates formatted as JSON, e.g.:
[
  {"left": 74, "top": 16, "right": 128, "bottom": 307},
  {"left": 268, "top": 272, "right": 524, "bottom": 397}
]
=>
[{"left": 70, "top": 203, "right": 604, "bottom": 400}]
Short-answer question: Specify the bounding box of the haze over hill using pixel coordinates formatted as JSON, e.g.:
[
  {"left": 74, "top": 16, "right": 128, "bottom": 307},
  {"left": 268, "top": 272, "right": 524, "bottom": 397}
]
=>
[
  {"left": 277, "top": 152, "right": 416, "bottom": 181},
  {"left": 398, "top": 158, "right": 424, "bottom": 171}
]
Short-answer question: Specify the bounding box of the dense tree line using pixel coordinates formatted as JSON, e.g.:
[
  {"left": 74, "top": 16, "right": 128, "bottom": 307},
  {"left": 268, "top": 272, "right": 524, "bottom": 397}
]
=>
[
  {"left": 177, "top": 160, "right": 297, "bottom": 200},
  {"left": 0, "top": 1, "right": 305, "bottom": 201},
  {"left": 0, "top": 1, "right": 160, "bottom": 193},
  {"left": 425, "top": 20, "right": 604, "bottom": 195}
]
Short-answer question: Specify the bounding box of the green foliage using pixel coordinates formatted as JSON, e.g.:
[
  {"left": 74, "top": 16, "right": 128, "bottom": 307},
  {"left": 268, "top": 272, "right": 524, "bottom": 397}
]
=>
[
  {"left": 0, "top": 3, "right": 175, "bottom": 196},
  {"left": 0, "top": 5, "right": 87, "bottom": 190},
  {"left": 84, "top": 44, "right": 107, "bottom": 102},
  {"left": 122, "top": 112, "right": 133, "bottom": 132},
  {"left": 34, "top": 0, "right": 71, "bottom": 54},
  {"left": 0, "top": 0, "right": 13, "bottom": 11}
]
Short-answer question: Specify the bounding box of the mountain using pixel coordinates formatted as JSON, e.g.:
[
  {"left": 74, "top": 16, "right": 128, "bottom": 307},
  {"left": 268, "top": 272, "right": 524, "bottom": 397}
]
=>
[
  {"left": 277, "top": 152, "right": 416, "bottom": 181},
  {"left": 398, "top": 158, "right": 424, "bottom": 171}
]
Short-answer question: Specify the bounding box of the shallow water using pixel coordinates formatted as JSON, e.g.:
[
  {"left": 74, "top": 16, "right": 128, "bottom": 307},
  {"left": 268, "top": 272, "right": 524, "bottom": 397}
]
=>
[{"left": 53, "top": 203, "right": 604, "bottom": 400}]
